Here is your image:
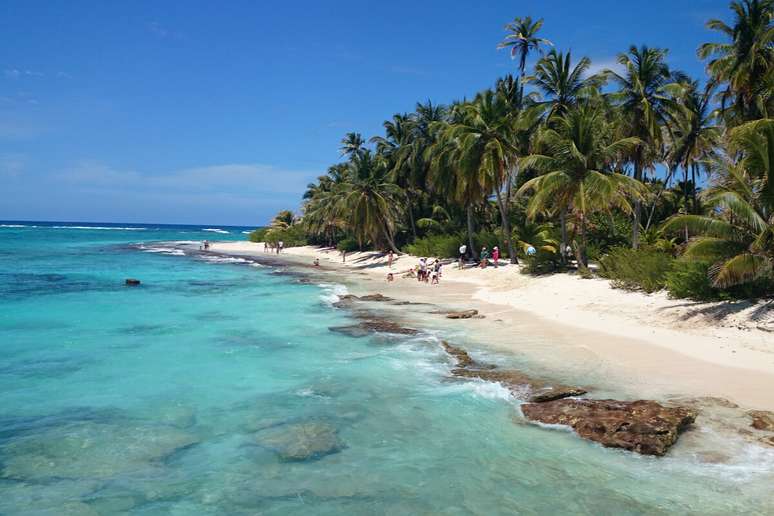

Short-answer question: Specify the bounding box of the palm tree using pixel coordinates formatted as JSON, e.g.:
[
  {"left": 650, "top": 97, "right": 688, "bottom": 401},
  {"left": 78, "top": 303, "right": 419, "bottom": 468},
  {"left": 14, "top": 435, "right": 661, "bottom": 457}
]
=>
[
  {"left": 340, "top": 132, "right": 366, "bottom": 159},
  {"left": 518, "top": 104, "right": 645, "bottom": 267},
  {"left": 439, "top": 90, "right": 524, "bottom": 262},
  {"left": 339, "top": 150, "right": 404, "bottom": 252},
  {"left": 270, "top": 210, "right": 295, "bottom": 229},
  {"left": 662, "top": 118, "right": 773, "bottom": 286},
  {"left": 497, "top": 16, "right": 552, "bottom": 77},
  {"left": 698, "top": 0, "right": 774, "bottom": 123},
  {"left": 605, "top": 45, "right": 673, "bottom": 248},
  {"left": 665, "top": 80, "right": 720, "bottom": 223},
  {"left": 528, "top": 49, "right": 599, "bottom": 121}
]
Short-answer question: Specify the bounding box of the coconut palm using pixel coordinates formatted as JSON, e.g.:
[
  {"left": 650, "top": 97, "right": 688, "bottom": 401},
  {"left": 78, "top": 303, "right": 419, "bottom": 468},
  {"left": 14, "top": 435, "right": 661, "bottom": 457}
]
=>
[
  {"left": 339, "top": 150, "right": 404, "bottom": 252},
  {"left": 340, "top": 132, "right": 366, "bottom": 159},
  {"left": 518, "top": 104, "right": 645, "bottom": 267},
  {"left": 497, "top": 16, "right": 552, "bottom": 77},
  {"left": 528, "top": 49, "right": 599, "bottom": 121},
  {"left": 438, "top": 89, "right": 525, "bottom": 262},
  {"left": 662, "top": 118, "right": 774, "bottom": 286},
  {"left": 605, "top": 45, "right": 673, "bottom": 248},
  {"left": 698, "top": 0, "right": 774, "bottom": 123}
]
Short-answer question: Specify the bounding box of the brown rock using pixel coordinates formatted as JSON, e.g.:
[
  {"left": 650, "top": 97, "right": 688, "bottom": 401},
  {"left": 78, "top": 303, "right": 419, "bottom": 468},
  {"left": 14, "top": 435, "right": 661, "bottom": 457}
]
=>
[
  {"left": 358, "top": 293, "right": 392, "bottom": 302},
  {"left": 521, "top": 399, "right": 697, "bottom": 456},
  {"left": 446, "top": 310, "right": 480, "bottom": 319},
  {"left": 760, "top": 435, "right": 774, "bottom": 447},
  {"left": 331, "top": 295, "right": 358, "bottom": 308},
  {"left": 441, "top": 341, "right": 476, "bottom": 368},
  {"left": 125, "top": 279, "right": 141, "bottom": 286},
  {"left": 329, "top": 320, "right": 419, "bottom": 337},
  {"left": 451, "top": 368, "right": 586, "bottom": 403},
  {"left": 748, "top": 410, "right": 774, "bottom": 431}
]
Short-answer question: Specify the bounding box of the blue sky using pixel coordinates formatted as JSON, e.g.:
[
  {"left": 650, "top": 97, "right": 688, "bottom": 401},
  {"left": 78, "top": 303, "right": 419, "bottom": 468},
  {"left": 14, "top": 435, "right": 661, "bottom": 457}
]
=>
[{"left": 1, "top": 0, "right": 729, "bottom": 226}]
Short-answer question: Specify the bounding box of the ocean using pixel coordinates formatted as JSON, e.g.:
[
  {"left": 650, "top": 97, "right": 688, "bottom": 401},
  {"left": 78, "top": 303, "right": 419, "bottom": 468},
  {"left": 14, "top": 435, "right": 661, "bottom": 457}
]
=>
[{"left": 1, "top": 221, "right": 772, "bottom": 515}]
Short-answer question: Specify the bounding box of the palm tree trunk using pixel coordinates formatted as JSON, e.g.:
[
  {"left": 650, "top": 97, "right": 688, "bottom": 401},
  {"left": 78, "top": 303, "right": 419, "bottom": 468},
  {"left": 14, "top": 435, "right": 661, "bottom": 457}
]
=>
[
  {"left": 632, "top": 160, "right": 643, "bottom": 249},
  {"left": 683, "top": 165, "right": 690, "bottom": 242},
  {"left": 466, "top": 205, "right": 478, "bottom": 260},
  {"left": 645, "top": 166, "right": 676, "bottom": 232},
  {"left": 559, "top": 209, "right": 568, "bottom": 266},
  {"left": 576, "top": 214, "right": 589, "bottom": 269},
  {"left": 691, "top": 163, "right": 698, "bottom": 214},
  {"left": 405, "top": 191, "right": 417, "bottom": 239},
  {"left": 495, "top": 166, "right": 518, "bottom": 264}
]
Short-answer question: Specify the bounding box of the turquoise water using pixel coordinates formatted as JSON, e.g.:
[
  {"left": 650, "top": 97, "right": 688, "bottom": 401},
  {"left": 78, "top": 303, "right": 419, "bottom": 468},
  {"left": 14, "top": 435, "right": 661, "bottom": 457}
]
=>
[{"left": 1, "top": 222, "right": 773, "bottom": 515}]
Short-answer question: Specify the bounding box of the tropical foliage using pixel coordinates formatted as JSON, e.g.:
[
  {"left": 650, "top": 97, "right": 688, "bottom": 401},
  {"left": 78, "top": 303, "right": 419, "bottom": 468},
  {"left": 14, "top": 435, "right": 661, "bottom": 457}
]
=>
[{"left": 254, "top": 2, "right": 773, "bottom": 299}]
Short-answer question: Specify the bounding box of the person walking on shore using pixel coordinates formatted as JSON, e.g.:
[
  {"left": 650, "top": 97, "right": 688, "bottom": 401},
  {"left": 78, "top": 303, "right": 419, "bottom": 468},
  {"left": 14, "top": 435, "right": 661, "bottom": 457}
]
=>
[
  {"left": 492, "top": 246, "right": 500, "bottom": 268},
  {"left": 458, "top": 244, "right": 467, "bottom": 269}
]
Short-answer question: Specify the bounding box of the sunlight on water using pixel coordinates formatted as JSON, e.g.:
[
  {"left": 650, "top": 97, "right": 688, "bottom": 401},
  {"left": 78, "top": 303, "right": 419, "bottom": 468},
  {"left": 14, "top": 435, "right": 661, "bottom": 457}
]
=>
[{"left": 0, "top": 223, "right": 772, "bottom": 514}]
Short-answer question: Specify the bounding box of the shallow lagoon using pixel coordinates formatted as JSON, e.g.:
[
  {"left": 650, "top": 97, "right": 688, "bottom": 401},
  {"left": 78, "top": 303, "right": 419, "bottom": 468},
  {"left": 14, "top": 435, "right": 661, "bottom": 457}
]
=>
[{"left": 1, "top": 223, "right": 773, "bottom": 515}]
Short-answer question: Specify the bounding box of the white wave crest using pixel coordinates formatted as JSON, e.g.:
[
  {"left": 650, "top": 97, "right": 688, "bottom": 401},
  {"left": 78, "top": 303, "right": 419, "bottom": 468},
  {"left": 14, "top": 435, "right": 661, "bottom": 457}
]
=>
[
  {"left": 0, "top": 224, "right": 31, "bottom": 228},
  {"left": 318, "top": 283, "right": 349, "bottom": 305},
  {"left": 203, "top": 228, "right": 230, "bottom": 234},
  {"left": 51, "top": 225, "right": 146, "bottom": 230},
  {"left": 200, "top": 256, "right": 250, "bottom": 264}
]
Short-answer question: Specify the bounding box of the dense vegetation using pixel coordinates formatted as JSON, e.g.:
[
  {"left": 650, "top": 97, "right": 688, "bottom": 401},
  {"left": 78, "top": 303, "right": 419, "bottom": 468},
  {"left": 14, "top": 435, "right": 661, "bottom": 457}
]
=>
[{"left": 256, "top": 1, "right": 774, "bottom": 300}]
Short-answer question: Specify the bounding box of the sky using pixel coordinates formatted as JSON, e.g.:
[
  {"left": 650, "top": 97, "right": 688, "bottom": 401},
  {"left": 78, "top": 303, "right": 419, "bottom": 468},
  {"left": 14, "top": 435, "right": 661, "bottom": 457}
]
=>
[{"left": 1, "top": 0, "right": 730, "bottom": 226}]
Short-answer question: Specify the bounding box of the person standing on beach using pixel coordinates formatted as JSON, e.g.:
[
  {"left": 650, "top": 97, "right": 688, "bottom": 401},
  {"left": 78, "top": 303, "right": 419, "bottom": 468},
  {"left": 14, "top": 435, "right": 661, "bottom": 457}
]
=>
[
  {"left": 278, "top": 241, "right": 284, "bottom": 254},
  {"left": 458, "top": 244, "right": 467, "bottom": 269},
  {"left": 492, "top": 246, "right": 500, "bottom": 268},
  {"left": 388, "top": 250, "right": 394, "bottom": 268},
  {"left": 480, "top": 246, "right": 489, "bottom": 268}
]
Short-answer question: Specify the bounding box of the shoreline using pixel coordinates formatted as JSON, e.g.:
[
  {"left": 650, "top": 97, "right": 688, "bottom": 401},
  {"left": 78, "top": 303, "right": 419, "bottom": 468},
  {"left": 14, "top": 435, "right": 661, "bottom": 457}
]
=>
[{"left": 209, "top": 241, "right": 774, "bottom": 414}]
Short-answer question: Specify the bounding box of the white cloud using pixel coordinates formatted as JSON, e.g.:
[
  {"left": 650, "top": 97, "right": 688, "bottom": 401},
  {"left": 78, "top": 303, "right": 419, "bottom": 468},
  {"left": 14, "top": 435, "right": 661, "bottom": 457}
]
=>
[
  {"left": 4, "top": 69, "right": 44, "bottom": 79},
  {"left": 60, "top": 161, "right": 320, "bottom": 197}
]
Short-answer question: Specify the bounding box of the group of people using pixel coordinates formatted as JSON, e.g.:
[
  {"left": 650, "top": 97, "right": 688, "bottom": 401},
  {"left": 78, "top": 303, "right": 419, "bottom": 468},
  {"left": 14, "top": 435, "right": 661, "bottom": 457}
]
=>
[
  {"left": 264, "top": 241, "right": 284, "bottom": 254},
  {"left": 199, "top": 240, "right": 211, "bottom": 251},
  {"left": 394, "top": 256, "right": 442, "bottom": 285},
  {"left": 457, "top": 243, "right": 501, "bottom": 269}
]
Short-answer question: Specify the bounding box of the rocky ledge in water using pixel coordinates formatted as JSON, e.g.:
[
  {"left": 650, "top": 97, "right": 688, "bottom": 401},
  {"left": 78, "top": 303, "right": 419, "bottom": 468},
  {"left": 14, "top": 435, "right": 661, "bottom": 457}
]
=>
[
  {"left": 441, "top": 342, "right": 586, "bottom": 402},
  {"left": 253, "top": 421, "right": 343, "bottom": 461},
  {"left": 748, "top": 410, "right": 774, "bottom": 431},
  {"left": 329, "top": 319, "right": 419, "bottom": 337},
  {"left": 521, "top": 399, "right": 697, "bottom": 456},
  {"left": 445, "top": 309, "right": 484, "bottom": 319}
]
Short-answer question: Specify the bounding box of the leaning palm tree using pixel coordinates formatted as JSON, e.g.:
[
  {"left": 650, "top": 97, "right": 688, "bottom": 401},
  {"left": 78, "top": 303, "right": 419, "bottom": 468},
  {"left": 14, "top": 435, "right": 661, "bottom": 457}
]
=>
[
  {"left": 497, "top": 16, "right": 552, "bottom": 77},
  {"left": 605, "top": 45, "right": 673, "bottom": 248},
  {"left": 662, "top": 118, "right": 774, "bottom": 287},
  {"left": 698, "top": 0, "right": 774, "bottom": 124},
  {"left": 518, "top": 104, "right": 645, "bottom": 267}
]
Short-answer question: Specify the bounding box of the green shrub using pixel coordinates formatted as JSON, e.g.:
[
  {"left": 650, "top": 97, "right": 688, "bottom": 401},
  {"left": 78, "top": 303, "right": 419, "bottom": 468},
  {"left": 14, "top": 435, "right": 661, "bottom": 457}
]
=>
[
  {"left": 598, "top": 247, "right": 675, "bottom": 293},
  {"left": 664, "top": 260, "right": 718, "bottom": 300},
  {"left": 403, "top": 233, "right": 461, "bottom": 258},
  {"left": 247, "top": 228, "right": 268, "bottom": 243},
  {"left": 260, "top": 225, "right": 307, "bottom": 247},
  {"left": 336, "top": 237, "right": 360, "bottom": 253},
  {"left": 665, "top": 260, "right": 774, "bottom": 300}
]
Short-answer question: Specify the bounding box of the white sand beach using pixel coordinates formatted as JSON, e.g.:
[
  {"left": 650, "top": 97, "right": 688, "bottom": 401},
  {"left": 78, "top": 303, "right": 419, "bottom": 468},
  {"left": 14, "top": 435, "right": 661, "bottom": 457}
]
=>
[{"left": 212, "top": 241, "right": 774, "bottom": 411}]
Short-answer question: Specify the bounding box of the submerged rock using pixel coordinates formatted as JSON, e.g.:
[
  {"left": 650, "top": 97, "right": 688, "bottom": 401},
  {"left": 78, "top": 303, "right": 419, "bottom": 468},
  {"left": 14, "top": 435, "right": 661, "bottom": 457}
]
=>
[
  {"left": 748, "top": 410, "right": 774, "bottom": 431},
  {"left": 441, "top": 341, "right": 476, "bottom": 368},
  {"left": 445, "top": 310, "right": 482, "bottom": 319},
  {"left": 329, "top": 320, "right": 419, "bottom": 337},
  {"left": 125, "top": 279, "right": 141, "bottom": 286},
  {"left": 332, "top": 295, "right": 358, "bottom": 309},
  {"left": 358, "top": 293, "right": 392, "bottom": 302},
  {"left": 521, "top": 399, "right": 697, "bottom": 456},
  {"left": 253, "top": 421, "right": 343, "bottom": 461},
  {"left": 1, "top": 422, "right": 199, "bottom": 480},
  {"left": 451, "top": 368, "right": 586, "bottom": 402}
]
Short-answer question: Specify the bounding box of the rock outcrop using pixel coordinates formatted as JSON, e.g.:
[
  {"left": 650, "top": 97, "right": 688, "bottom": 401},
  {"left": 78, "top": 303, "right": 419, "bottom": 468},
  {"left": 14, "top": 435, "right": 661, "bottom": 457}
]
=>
[
  {"left": 748, "top": 410, "right": 774, "bottom": 431},
  {"left": 445, "top": 310, "right": 482, "bottom": 319},
  {"left": 521, "top": 399, "right": 697, "bottom": 456},
  {"left": 253, "top": 421, "right": 343, "bottom": 461},
  {"left": 451, "top": 368, "right": 586, "bottom": 403},
  {"left": 441, "top": 341, "right": 476, "bottom": 368},
  {"left": 329, "top": 320, "right": 419, "bottom": 337},
  {"left": 358, "top": 293, "right": 393, "bottom": 302}
]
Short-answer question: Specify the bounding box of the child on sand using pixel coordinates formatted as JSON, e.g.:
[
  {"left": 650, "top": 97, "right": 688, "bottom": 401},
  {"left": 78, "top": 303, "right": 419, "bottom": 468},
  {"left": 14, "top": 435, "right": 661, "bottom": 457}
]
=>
[
  {"left": 492, "top": 246, "right": 500, "bottom": 268},
  {"left": 387, "top": 272, "right": 394, "bottom": 283}
]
